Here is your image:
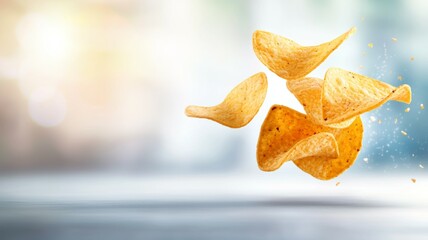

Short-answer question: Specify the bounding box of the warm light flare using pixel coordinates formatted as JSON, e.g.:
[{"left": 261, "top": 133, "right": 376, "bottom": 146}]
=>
[{"left": 15, "top": 13, "right": 74, "bottom": 62}]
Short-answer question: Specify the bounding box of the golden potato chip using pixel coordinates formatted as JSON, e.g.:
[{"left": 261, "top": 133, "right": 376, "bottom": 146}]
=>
[
  {"left": 257, "top": 105, "right": 363, "bottom": 180},
  {"left": 286, "top": 77, "right": 356, "bottom": 128},
  {"left": 286, "top": 68, "right": 411, "bottom": 126},
  {"left": 322, "top": 68, "right": 411, "bottom": 124},
  {"left": 252, "top": 27, "right": 355, "bottom": 80},
  {"left": 185, "top": 72, "right": 267, "bottom": 128}
]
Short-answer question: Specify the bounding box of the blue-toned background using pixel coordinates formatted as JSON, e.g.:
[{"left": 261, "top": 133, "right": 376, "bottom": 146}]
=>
[{"left": 0, "top": 0, "right": 427, "bottom": 239}]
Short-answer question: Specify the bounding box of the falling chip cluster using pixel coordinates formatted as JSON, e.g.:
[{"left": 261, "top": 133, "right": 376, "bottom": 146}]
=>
[{"left": 186, "top": 27, "right": 412, "bottom": 180}]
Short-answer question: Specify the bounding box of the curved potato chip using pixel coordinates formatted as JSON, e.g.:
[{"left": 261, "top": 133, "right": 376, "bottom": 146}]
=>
[
  {"left": 252, "top": 27, "right": 355, "bottom": 80},
  {"left": 286, "top": 68, "right": 411, "bottom": 126},
  {"left": 322, "top": 68, "right": 411, "bottom": 124},
  {"left": 185, "top": 72, "right": 268, "bottom": 128},
  {"left": 257, "top": 105, "right": 363, "bottom": 180},
  {"left": 286, "top": 78, "right": 355, "bottom": 128},
  {"left": 286, "top": 77, "right": 356, "bottom": 128}
]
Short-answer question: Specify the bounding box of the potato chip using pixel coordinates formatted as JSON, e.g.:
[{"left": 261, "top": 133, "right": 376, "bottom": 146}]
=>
[
  {"left": 257, "top": 105, "right": 363, "bottom": 180},
  {"left": 287, "top": 68, "right": 412, "bottom": 126},
  {"left": 252, "top": 27, "right": 355, "bottom": 80},
  {"left": 185, "top": 72, "right": 267, "bottom": 128},
  {"left": 322, "top": 68, "right": 411, "bottom": 124},
  {"left": 286, "top": 77, "right": 356, "bottom": 128}
]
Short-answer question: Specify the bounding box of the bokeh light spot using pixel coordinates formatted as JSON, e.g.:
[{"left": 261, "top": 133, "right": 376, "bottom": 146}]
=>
[{"left": 28, "top": 86, "right": 67, "bottom": 127}]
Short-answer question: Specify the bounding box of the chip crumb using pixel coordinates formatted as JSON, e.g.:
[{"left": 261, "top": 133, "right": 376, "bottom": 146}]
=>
[
  {"left": 394, "top": 118, "right": 398, "bottom": 124},
  {"left": 410, "top": 56, "right": 414, "bottom": 61},
  {"left": 397, "top": 75, "right": 403, "bottom": 81},
  {"left": 419, "top": 164, "right": 424, "bottom": 169},
  {"left": 411, "top": 178, "right": 416, "bottom": 183},
  {"left": 370, "top": 116, "right": 376, "bottom": 122},
  {"left": 404, "top": 107, "right": 410, "bottom": 113},
  {"left": 363, "top": 157, "right": 368, "bottom": 163},
  {"left": 359, "top": 65, "right": 364, "bottom": 69},
  {"left": 378, "top": 119, "right": 382, "bottom": 124},
  {"left": 368, "top": 43, "right": 374, "bottom": 48},
  {"left": 401, "top": 130, "right": 408, "bottom": 136},
  {"left": 391, "top": 37, "right": 398, "bottom": 42},
  {"left": 336, "top": 182, "right": 340, "bottom": 186},
  {"left": 420, "top": 104, "right": 424, "bottom": 110}
]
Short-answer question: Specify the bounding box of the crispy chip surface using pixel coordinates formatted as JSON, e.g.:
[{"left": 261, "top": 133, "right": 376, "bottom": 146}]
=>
[
  {"left": 185, "top": 72, "right": 268, "bottom": 128},
  {"left": 286, "top": 68, "right": 411, "bottom": 126},
  {"left": 286, "top": 78, "right": 356, "bottom": 128},
  {"left": 252, "top": 27, "right": 355, "bottom": 80},
  {"left": 257, "top": 105, "right": 363, "bottom": 180}
]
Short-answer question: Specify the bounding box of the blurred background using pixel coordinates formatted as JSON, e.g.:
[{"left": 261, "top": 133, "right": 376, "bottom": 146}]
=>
[{"left": 0, "top": 0, "right": 427, "bottom": 239}]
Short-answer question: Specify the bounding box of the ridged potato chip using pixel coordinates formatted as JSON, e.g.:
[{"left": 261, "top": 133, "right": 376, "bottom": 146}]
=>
[
  {"left": 252, "top": 27, "right": 355, "bottom": 80},
  {"left": 257, "top": 105, "right": 363, "bottom": 180},
  {"left": 287, "top": 68, "right": 412, "bottom": 126},
  {"left": 185, "top": 72, "right": 268, "bottom": 128}
]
